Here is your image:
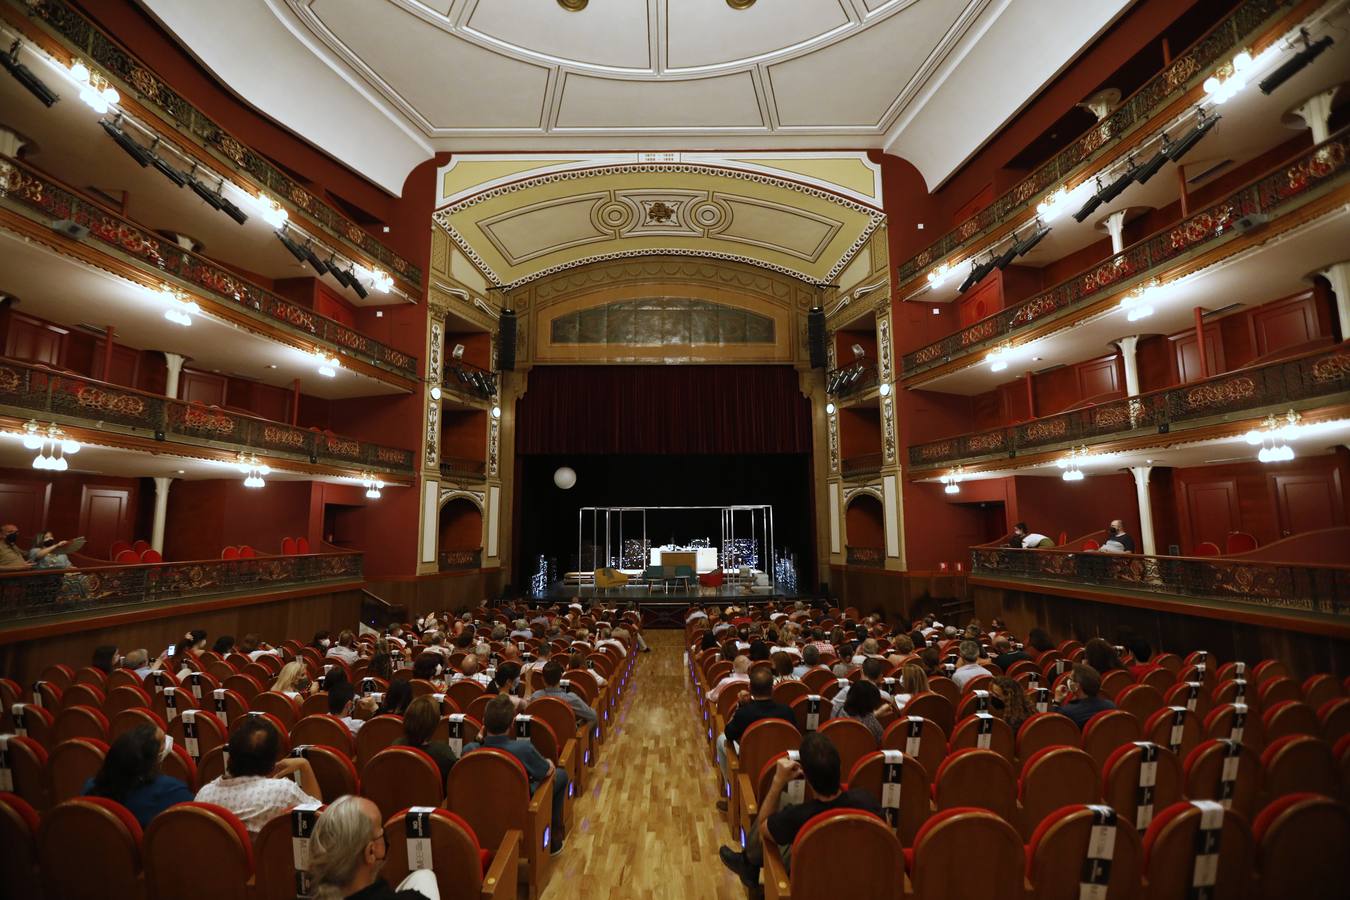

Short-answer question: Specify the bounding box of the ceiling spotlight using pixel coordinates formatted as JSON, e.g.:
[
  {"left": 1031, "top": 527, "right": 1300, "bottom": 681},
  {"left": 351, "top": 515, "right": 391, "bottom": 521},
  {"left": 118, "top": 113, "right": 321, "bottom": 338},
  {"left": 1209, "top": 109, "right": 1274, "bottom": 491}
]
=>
[
  {"left": 1013, "top": 221, "right": 1051, "bottom": 258},
  {"left": 1097, "top": 157, "right": 1142, "bottom": 204},
  {"left": 300, "top": 241, "right": 328, "bottom": 276},
  {"left": 312, "top": 351, "right": 339, "bottom": 378},
  {"left": 348, "top": 272, "right": 368, "bottom": 299},
  {"left": 1133, "top": 141, "right": 1171, "bottom": 185},
  {"left": 2, "top": 39, "right": 59, "bottom": 107},
  {"left": 149, "top": 145, "right": 188, "bottom": 188},
  {"left": 959, "top": 256, "right": 996, "bottom": 293},
  {"left": 1072, "top": 177, "right": 1106, "bottom": 223},
  {"left": 991, "top": 240, "right": 1020, "bottom": 271},
  {"left": 327, "top": 257, "right": 353, "bottom": 288},
  {"left": 276, "top": 229, "right": 307, "bottom": 263},
  {"left": 1164, "top": 110, "right": 1219, "bottom": 162},
  {"left": 1259, "top": 30, "right": 1333, "bottom": 95},
  {"left": 217, "top": 194, "right": 248, "bottom": 226},
  {"left": 361, "top": 471, "right": 384, "bottom": 499},
  {"left": 100, "top": 117, "right": 152, "bottom": 167},
  {"left": 942, "top": 467, "right": 964, "bottom": 494},
  {"left": 189, "top": 171, "right": 225, "bottom": 211}
]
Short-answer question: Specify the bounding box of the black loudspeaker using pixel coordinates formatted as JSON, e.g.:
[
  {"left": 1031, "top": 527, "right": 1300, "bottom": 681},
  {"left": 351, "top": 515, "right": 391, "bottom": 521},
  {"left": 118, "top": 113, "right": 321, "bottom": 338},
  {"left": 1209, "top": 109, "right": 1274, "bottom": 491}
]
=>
[
  {"left": 807, "top": 306, "right": 827, "bottom": 369},
  {"left": 497, "top": 309, "right": 517, "bottom": 371}
]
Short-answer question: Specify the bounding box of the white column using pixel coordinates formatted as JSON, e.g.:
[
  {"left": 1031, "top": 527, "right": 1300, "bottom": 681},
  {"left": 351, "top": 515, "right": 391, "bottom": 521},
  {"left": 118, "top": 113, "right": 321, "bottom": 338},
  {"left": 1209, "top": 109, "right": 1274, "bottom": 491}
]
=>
[
  {"left": 1103, "top": 209, "right": 1128, "bottom": 254},
  {"left": 1116, "top": 335, "right": 1141, "bottom": 397},
  {"left": 1321, "top": 261, "right": 1350, "bottom": 343},
  {"left": 1291, "top": 88, "right": 1338, "bottom": 144},
  {"left": 150, "top": 476, "right": 173, "bottom": 554},
  {"left": 0, "top": 127, "right": 26, "bottom": 158},
  {"left": 163, "top": 352, "right": 185, "bottom": 399},
  {"left": 1130, "top": 465, "right": 1156, "bottom": 556}
]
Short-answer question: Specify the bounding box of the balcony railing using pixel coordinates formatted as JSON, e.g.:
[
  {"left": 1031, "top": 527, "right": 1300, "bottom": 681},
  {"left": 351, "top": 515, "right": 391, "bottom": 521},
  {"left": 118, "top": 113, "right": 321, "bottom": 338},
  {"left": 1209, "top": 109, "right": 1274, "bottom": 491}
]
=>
[
  {"left": 827, "top": 361, "right": 878, "bottom": 398},
  {"left": 444, "top": 361, "right": 497, "bottom": 400},
  {"left": 0, "top": 156, "right": 418, "bottom": 380},
  {"left": 0, "top": 358, "right": 416, "bottom": 474},
  {"left": 903, "top": 130, "right": 1350, "bottom": 376},
  {"left": 11, "top": 0, "right": 422, "bottom": 287},
  {"left": 440, "top": 457, "right": 486, "bottom": 479},
  {"left": 0, "top": 551, "right": 364, "bottom": 626},
  {"left": 970, "top": 546, "right": 1349, "bottom": 623},
  {"left": 895, "top": 0, "right": 1292, "bottom": 286},
  {"left": 439, "top": 549, "right": 482, "bottom": 572},
  {"left": 841, "top": 453, "right": 884, "bottom": 478},
  {"left": 910, "top": 346, "right": 1350, "bottom": 469},
  {"left": 845, "top": 546, "right": 884, "bottom": 568}
]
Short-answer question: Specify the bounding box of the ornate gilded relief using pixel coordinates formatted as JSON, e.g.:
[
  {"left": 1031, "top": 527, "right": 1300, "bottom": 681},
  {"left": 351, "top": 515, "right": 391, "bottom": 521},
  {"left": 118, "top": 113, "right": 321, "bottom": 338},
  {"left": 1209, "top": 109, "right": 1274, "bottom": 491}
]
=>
[
  {"left": 882, "top": 395, "right": 897, "bottom": 464},
  {"left": 488, "top": 415, "right": 500, "bottom": 477},
  {"left": 425, "top": 320, "right": 442, "bottom": 468},
  {"left": 827, "top": 411, "right": 840, "bottom": 473},
  {"left": 876, "top": 308, "right": 893, "bottom": 385}
]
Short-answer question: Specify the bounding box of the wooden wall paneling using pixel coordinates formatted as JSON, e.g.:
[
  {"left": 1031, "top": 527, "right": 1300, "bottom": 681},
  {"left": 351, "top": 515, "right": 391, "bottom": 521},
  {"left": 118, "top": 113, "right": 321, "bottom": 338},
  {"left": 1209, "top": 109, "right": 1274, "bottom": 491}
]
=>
[
  {"left": 1178, "top": 477, "right": 1240, "bottom": 553},
  {"left": 1170, "top": 325, "right": 1224, "bottom": 383},
  {"left": 78, "top": 487, "right": 132, "bottom": 558},
  {"left": 1075, "top": 353, "right": 1123, "bottom": 400},
  {"left": 958, "top": 276, "right": 1001, "bottom": 328},
  {"left": 0, "top": 481, "right": 51, "bottom": 537},
  {"left": 1249, "top": 291, "right": 1323, "bottom": 359},
  {"left": 93, "top": 340, "right": 141, "bottom": 387},
  {"left": 999, "top": 380, "right": 1030, "bottom": 423},
  {"left": 178, "top": 369, "right": 227, "bottom": 405},
  {"left": 4, "top": 312, "right": 67, "bottom": 366},
  {"left": 1269, "top": 470, "right": 1346, "bottom": 539}
]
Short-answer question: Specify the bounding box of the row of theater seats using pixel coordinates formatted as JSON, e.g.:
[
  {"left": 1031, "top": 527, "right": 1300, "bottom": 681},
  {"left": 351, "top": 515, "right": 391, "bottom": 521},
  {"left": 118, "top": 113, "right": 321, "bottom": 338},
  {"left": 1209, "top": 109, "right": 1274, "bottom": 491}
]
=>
[
  {"left": 0, "top": 613, "right": 641, "bottom": 900},
  {"left": 689, "top": 617, "right": 1350, "bottom": 898}
]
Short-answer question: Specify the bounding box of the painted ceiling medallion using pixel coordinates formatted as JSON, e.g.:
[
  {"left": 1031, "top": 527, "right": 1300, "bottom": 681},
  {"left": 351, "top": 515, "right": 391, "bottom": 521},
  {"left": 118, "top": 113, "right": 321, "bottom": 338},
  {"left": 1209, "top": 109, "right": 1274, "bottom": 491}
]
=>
[
  {"left": 726, "top": 0, "right": 757, "bottom": 8},
  {"left": 556, "top": 0, "right": 588, "bottom": 10}
]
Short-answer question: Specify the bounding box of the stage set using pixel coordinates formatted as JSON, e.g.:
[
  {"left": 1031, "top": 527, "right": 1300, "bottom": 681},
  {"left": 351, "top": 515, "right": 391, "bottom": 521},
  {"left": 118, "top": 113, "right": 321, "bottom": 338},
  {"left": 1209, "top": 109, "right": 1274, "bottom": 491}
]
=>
[{"left": 561, "top": 503, "right": 787, "bottom": 601}]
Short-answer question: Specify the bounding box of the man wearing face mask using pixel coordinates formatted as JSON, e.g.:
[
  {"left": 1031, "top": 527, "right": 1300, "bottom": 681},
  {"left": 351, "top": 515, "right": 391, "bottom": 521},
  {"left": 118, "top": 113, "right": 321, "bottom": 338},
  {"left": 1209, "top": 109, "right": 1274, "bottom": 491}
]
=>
[
  {"left": 0, "top": 524, "right": 34, "bottom": 569},
  {"left": 307, "top": 795, "right": 434, "bottom": 899}
]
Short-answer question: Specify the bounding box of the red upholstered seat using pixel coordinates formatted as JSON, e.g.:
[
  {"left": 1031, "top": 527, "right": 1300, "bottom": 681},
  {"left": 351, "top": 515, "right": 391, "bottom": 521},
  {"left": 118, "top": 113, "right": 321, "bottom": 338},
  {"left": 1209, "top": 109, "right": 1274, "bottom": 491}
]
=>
[
  {"left": 221, "top": 546, "right": 239, "bottom": 560},
  {"left": 1026, "top": 804, "right": 1143, "bottom": 899},
  {"left": 1192, "top": 541, "right": 1221, "bottom": 556},
  {"left": 1017, "top": 746, "right": 1098, "bottom": 837},
  {"left": 52, "top": 704, "right": 110, "bottom": 745},
  {"left": 296, "top": 537, "right": 310, "bottom": 554},
  {"left": 1102, "top": 741, "right": 1182, "bottom": 830},
  {"left": 0, "top": 791, "right": 42, "bottom": 897},
  {"left": 447, "top": 747, "right": 553, "bottom": 897},
  {"left": 907, "top": 807, "right": 1025, "bottom": 900},
  {"left": 48, "top": 737, "right": 110, "bottom": 804},
  {"left": 765, "top": 808, "right": 901, "bottom": 899},
  {"left": 1081, "top": 709, "right": 1141, "bottom": 770},
  {"left": 818, "top": 717, "right": 878, "bottom": 780},
  {"left": 1261, "top": 734, "right": 1337, "bottom": 798},
  {"left": 38, "top": 796, "right": 144, "bottom": 898},
  {"left": 145, "top": 802, "right": 254, "bottom": 900},
  {"left": 1252, "top": 793, "right": 1350, "bottom": 900},
  {"left": 901, "top": 691, "right": 955, "bottom": 738},
  {"left": 2, "top": 734, "right": 50, "bottom": 812},
  {"left": 280, "top": 537, "right": 297, "bottom": 555},
  {"left": 293, "top": 744, "right": 359, "bottom": 802},
  {"left": 131, "top": 539, "right": 149, "bottom": 553},
  {"left": 383, "top": 807, "right": 515, "bottom": 900},
  {"left": 1143, "top": 706, "right": 1203, "bottom": 760},
  {"left": 115, "top": 549, "right": 140, "bottom": 563},
  {"left": 1263, "top": 699, "right": 1320, "bottom": 741},
  {"left": 1225, "top": 531, "right": 1257, "bottom": 554},
  {"left": 361, "top": 745, "right": 443, "bottom": 821},
  {"left": 847, "top": 749, "right": 930, "bottom": 845},
  {"left": 949, "top": 713, "right": 1014, "bottom": 764},
  {"left": 934, "top": 748, "right": 1017, "bottom": 822},
  {"left": 1142, "top": 801, "right": 1254, "bottom": 899},
  {"left": 1013, "top": 711, "right": 1079, "bottom": 762},
  {"left": 108, "top": 539, "right": 132, "bottom": 559},
  {"left": 139, "top": 548, "right": 162, "bottom": 563}
]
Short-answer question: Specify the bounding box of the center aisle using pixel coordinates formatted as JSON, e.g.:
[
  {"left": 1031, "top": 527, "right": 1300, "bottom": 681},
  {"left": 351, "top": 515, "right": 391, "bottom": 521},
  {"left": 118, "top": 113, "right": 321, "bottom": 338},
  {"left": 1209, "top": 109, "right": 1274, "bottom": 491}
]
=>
[{"left": 540, "top": 629, "right": 745, "bottom": 900}]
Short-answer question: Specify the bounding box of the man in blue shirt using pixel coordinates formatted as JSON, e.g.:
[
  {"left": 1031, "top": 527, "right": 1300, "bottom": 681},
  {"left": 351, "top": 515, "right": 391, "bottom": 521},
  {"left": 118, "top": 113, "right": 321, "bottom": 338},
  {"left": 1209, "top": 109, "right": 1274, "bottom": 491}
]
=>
[
  {"left": 1052, "top": 663, "right": 1117, "bottom": 728},
  {"left": 464, "top": 695, "right": 569, "bottom": 855},
  {"left": 529, "top": 661, "right": 598, "bottom": 725}
]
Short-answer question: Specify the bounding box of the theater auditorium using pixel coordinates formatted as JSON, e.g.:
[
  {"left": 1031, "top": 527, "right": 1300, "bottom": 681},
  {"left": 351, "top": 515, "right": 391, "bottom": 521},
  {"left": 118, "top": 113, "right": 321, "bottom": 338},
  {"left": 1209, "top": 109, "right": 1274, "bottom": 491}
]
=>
[{"left": 0, "top": 1, "right": 1348, "bottom": 898}]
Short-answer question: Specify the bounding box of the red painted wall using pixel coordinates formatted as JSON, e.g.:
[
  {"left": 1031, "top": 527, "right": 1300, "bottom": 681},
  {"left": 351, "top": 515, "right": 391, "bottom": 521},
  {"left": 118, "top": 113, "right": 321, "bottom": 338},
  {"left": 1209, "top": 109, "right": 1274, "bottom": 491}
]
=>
[
  {"left": 163, "top": 479, "right": 312, "bottom": 560},
  {"left": 844, "top": 495, "right": 885, "bottom": 550},
  {"left": 0, "top": 469, "right": 142, "bottom": 557}
]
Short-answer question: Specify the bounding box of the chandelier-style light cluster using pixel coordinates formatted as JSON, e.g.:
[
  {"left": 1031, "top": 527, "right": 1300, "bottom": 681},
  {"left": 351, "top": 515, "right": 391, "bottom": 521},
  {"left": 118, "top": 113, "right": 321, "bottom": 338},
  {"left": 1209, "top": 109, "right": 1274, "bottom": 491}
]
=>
[
  {"left": 236, "top": 452, "right": 269, "bottom": 488},
  {"left": 1057, "top": 445, "right": 1090, "bottom": 482},
  {"left": 69, "top": 59, "right": 118, "bottom": 113},
  {"left": 154, "top": 285, "right": 201, "bottom": 327},
  {"left": 1245, "top": 410, "right": 1301, "bottom": 463},
  {"left": 312, "top": 350, "right": 340, "bottom": 378},
  {"left": 1119, "top": 279, "right": 1161, "bottom": 322},
  {"left": 941, "top": 466, "right": 964, "bottom": 494},
  {"left": 23, "top": 420, "right": 80, "bottom": 471},
  {"left": 361, "top": 472, "right": 384, "bottom": 499}
]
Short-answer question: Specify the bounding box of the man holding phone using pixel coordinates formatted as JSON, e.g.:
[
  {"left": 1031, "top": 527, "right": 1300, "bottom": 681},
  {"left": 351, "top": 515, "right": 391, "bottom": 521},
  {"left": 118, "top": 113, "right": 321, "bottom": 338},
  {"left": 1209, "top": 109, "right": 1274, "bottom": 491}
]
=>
[{"left": 1051, "top": 663, "right": 1116, "bottom": 728}]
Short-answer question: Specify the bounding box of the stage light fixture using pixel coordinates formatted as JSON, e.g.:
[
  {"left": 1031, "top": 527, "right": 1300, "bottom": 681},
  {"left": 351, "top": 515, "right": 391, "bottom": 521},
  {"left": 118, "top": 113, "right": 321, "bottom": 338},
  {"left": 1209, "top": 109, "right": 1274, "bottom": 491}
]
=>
[
  {"left": 276, "top": 229, "right": 307, "bottom": 263},
  {"left": 189, "top": 175, "right": 225, "bottom": 211},
  {"left": 1013, "top": 221, "right": 1052, "bottom": 258},
  {"left": 217, "top": 195, "right": 248, "bottom": 226},
  {"left": 100, "top": 117, "right": 152, "bottom": 168},
  {"left": 328, "top": 259, "right": 353, "bottom": 288},
  {"left": 348, "top": 271, "right": 369, "bottom": 299},
  {"left": 1164, "top": 111, "right": 1218, "bottom": 162},
  {"left": 1097, "top": 157, "right": 1142, "bottom": 205},
  {"left": 429, "top": 386, "right": 442, "bottom": 401},
  {"left": 991, "top": 239, "right": 1020, "bottom": 271},
  {"left": 1072, "top": 178, "right": 1106, "bottom": 223},
  {"left": 492, "top": 405, "right": 501, "bottom": 419},
  {"left": 1133, "top": 141, "right": 1171, "bottom": 185},
  {"left": 147, "top": 140, "right": 188, "bottom": 188},
  {"left": 1259, "top": 30, "right": 1333, "bottom": 95},
  {"left": 958, "top": 255, "right": 996, "bottom": 293},
  {"left": 878, "top": 382, "right": 891, "bottom": 397},
  {"left": 300, "top": 240, "right": 328, "bottom": 276},
  {"left": 3, "top": 39, "right": 59, "bottom": 106}
]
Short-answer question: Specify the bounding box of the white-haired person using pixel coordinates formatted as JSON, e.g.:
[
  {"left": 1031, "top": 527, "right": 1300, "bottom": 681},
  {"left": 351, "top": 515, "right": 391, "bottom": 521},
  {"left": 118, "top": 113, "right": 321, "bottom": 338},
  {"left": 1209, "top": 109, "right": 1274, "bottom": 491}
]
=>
[{"left": 307, "top": 795, "right": 437, "bottom": 899}]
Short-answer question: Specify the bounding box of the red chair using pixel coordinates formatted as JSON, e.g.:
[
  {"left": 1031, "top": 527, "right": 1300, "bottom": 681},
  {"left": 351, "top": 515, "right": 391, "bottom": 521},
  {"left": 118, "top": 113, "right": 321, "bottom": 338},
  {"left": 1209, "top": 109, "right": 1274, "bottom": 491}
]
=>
[
  {"left": 39, "top": 796, "right": 144, "bottom": 898},
  {"left": 1103, "top": 742, "right": 1183, "bottom": 831},
  {"left": 131, "top": 539, "right": 149, "bottom": 553},
  {"left": 762, "top": 809, "right": 902, "bottom": 900},
  {"left": 292, "top": 744, "right": 359, "bottom": 802},
  {"left": 362, "top": 746, "right": 444, "bottom": 821},
  {"left": 1017, "top": 746, "right": 1099, "bottom": 837},
  {"left": 280, "top": 537, "right": 298, "bottom": 555},
  {"left": 1320, "top": 697, "right": 1350, "bottom": 745},
  {"left": 48, "top": 737, "right": 109, "bottom": 804},
  {"left": 1026, "top": 804, "right": 1143, "bottom": 899},
  {"left": 881, "top": 715, "right": 947, "bottom": 776},
  {"left": 239, "top": 545, "right": 257, "bottom": 559},
  {"left": 51, "top": 705, "right": 110, "bottom": 746},
  {"left": 140, "top": 548, "right": 162, "bottom": 563},
  {"left": 108, "top": 539, "right": 132, "bottom": 559},
  {"left": 1014, "top": 711, "right": 1079, "bottom": 762},
  {"left": 144, "top": 802, "right": 253, "bottom": 900},
  {"left": 847, "top": 750, "right": 930, "bottom": 845},
  {"left": 818, "top": 718, "right": 878, "bottom": 781},
  {"left": 1252, "top": 793, "right": 1350, "bottom": 900},
  {"left": 169, "top": 708, "right": 229, "bottom": 764},
  {"left": 0, "top": 791, "right": 42, "bottom": 896},
  {"left": 221, "top": 546, "right": 240, "bottom": 560},
  {"left": 114, "top": 549, "right": 140, "bottom": 563},
  {"left": 1192, "top": 541, "right": 1221, "bottom": 556},
  {"left": 1082, "top": 539, "right": 1100, "bottom": 551},
  {"left": 1263, "top": 699, "right": 1320, "bottom": 741},
  {"left": 1225, "top": 531, "right": 1257, "bottom": 554},
  {"left": 1115, "top": 684, "right": 1166, "bottom": 722},
  {"left": 296, "top": 537, "right": 310, "bottom": 554},
  {"left": 906, "top": 807, "right": 1024, "bottom": 900},
  {"left": 383, "top": 807, "right": 519, "bottom": 900},
  {"left": 1081, "top": 709, "right": 1141, "bottom": 770},
  {"left": 1144, "top": 706, "right": 1203, "bottom": 761},
  {"left": 446, "top": 747, "right": 553, "bottom": 900},
  {"left": 110, "top": 708, "right": 168, "bottom": 742},
  {"left": 1142, "top": 801, "right": 1254, "bottom": 898},
  {"left": 934, "top": 749, "right": 1017, "bottom": 821},
  {"left": 1, "top": 735, "right": 49, "bottom": 812},
  {"left": 291, "top": 713, "right": 357, "bottom": 758},
  {"left": 949, "top": 713, "right": 1014, "bottom": 764},
  {"left": 1262, "top": 734, "right": 1337, "bottom": 798}
]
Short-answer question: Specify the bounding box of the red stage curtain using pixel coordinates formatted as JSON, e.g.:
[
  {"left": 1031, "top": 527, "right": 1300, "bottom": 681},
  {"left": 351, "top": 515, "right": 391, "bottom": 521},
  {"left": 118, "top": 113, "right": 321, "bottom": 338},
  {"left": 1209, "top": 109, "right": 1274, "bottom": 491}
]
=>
[{"left": 515, "top": 365, "right": 812, "bottom": 455}]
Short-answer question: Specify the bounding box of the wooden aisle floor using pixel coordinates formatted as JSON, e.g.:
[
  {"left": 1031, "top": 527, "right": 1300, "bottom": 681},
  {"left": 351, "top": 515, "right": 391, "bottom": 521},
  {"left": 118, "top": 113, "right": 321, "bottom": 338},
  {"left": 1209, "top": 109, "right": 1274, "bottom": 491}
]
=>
[{"left": 538, "top": 629, "right": 746, "bottom": 900}]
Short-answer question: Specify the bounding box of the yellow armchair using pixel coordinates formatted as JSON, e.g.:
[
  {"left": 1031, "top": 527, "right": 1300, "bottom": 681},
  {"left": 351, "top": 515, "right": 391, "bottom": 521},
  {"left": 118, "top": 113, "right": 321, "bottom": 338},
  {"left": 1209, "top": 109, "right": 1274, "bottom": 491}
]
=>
[{"left": 592, "top": 567, "right": 629, "bottom": 594}]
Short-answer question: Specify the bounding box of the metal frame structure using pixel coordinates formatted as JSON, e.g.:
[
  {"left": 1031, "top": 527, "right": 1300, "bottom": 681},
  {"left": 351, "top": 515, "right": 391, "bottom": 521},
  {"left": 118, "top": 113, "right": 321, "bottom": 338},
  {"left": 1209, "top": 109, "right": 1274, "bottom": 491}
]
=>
[{"left": 578, "top": 504, "right": 776, "bottom": 587}]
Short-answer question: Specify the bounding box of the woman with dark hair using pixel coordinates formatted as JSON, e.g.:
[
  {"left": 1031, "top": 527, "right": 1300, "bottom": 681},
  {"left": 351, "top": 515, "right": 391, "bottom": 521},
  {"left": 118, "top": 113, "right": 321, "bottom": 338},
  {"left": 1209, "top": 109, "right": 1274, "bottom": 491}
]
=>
[
  {"left": 1027, "top": 627, "right": 1056, "bottom": 655},
  {"left": 367, "top": 652, "right": 393, "bottom": 681},
  {"left": 311, "top": 630, "right": 332, "bottom": 651},
  {"left": 91, "top": 645, "right": 120, "bottom": 675},
  {"left": 376, "top": 679, "right": 413, "bottom": 717},
  {"left": 989, "top": 676, "right": 1035, "bottom": 734},
  {"left": 211, "top": 635, "right": 236, "bottom": 656},
  {"left": 1083, "top": 638, "right": 1123, "bottom": 673},
  {"left": 84, "top": 723, "right": 192, "bottom": 827},
  {"left": 394, "top": 695, "right": 458, "bottom": 783},
  {"left": 841, "top": 679, "right": 884, "bottom": 742}
]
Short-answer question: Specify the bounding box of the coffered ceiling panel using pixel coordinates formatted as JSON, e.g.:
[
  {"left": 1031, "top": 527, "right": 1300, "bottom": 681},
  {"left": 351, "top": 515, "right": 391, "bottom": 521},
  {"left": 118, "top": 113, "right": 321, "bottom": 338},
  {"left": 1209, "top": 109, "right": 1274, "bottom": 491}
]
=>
[
  {"left": 140, "top": 0, "right": 1130, "bottom": 194},
  {"left": 433, "top": 153, "right": 884, "bottom": 288}
]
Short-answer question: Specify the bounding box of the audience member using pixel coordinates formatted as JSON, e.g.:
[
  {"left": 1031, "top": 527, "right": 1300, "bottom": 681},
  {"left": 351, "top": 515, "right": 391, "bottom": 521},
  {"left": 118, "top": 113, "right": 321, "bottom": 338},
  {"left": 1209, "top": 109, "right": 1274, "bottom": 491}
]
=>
[
  {"left": 328, "top": 681, "right": 376, "bottom": 734},
  {"left": 376, "top": 680, "right": 414, "bottom": 717},
  {"left": 792, "top": 644, "right": 821, "bottom": 678},
  {"left": 393, "top": 695, "right": 458, "bottom": 784},
  {"left": 412, "top": 653, "right": 445, "bottom": 686},
  {"left": 1027, "top": 627, "right": 1056, "bottom": 655},
  {"left": 195, "top": 717, "right": 321, "bottom": 833},
  {"left": 1126, "top": 637, "right": 1160, "bottom": 679},
  {"left": 989, "top": 676, "right": 1034, "bottom": 733},
  {"left": 707, "top": 655, "right": 751, "bottom": 702},
  {"left": 272, "top": 661, "right": 313, "bottom": 698},
  {"left": 1052, "top": 664, "right": 1116, "bottom": 728},
  {"left": 530, "top": 661, "right": 597, "bottom": 724},
  {"left": 719, "top": 732, "right": 881, "bottom": 887},
  {"left": 306, "top": 795, "right": 435, "bottom": 900},
  {"left": 121, "top": 648, "right": 156, "bottom": 679},
  {"left": 840, "top": 679, "right": 884, "bottom": 742},
  {"left": 715, "top": 668, "right": 793, "bottom": 806},
  {"left": 830, "top": 657, "right": 895, "bottom": 719},
  {"left": 83, "top": 723, "right": 193, "bottom": 828},
  {"left": 0, "top": 523, "right": 33, "bottom": 569},
  {"left": 1083, "top": 637, "right": 1124, "bottom": 673},
  {"left": 327, "top": 630, "right": 361, "bottom": 665},
  {"left": 1009, "top": 522, "right": 1054, "bottom": 548},
  {"left": 991, "top": 635, "right": 1031, "bottom": 671},
  {"left": 241, "top": 633, "right": 280, "bottom": 660},
  {"left": 28, "top": 531, "right": 76, "bottom": 569},
  {"left": 211, "top": 635, "right": 236, "bottom": 656},
  {"left": 1101, "top": 519, "right": 1136, "bottom": 553},
  {"left": 91, "top": 644, "right": 120, "bottom": 675},
  {"left": 951, "top": 640, "right": 992, "bottom": 691},
  {"left": 311, "top": 630, "right": 332, "bottom": 651},
  {"left": 770, "top": 652, "right": 794, "bottom": 681},
  {"left": 464, "top": 696, "right": 567, "bottom": 855}
]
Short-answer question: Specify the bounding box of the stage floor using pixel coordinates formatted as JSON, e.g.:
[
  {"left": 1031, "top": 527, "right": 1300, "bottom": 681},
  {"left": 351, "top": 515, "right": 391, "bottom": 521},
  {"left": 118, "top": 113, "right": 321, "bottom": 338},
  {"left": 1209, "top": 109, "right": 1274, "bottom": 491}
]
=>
[{"left": 534, "top": 581, "right": 814, "bottom": 626}]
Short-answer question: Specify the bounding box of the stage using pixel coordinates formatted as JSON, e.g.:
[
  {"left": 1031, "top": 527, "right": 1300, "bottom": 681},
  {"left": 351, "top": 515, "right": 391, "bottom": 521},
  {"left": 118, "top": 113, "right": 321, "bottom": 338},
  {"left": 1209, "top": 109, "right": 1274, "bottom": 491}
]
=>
[{"left": 532, "top": 579, "right": 815, "bottom": 627}]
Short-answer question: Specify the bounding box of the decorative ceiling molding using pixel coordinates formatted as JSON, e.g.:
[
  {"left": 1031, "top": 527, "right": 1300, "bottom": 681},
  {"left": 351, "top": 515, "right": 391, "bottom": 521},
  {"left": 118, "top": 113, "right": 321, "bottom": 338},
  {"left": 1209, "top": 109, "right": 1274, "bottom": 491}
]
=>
[{"left": 433, "top": 156, "right": 884, "bottom": 288}]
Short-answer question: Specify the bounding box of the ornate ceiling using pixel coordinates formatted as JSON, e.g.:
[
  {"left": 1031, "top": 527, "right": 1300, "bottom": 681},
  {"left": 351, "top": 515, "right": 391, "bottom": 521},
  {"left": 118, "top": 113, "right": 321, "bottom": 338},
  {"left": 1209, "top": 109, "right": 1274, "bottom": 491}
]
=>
[
  {"left": 432, "top": 153, "right": 884, "bottom": 287},
  {"left": 140, "top": 0, "right": 1130, "bottom": 194}
]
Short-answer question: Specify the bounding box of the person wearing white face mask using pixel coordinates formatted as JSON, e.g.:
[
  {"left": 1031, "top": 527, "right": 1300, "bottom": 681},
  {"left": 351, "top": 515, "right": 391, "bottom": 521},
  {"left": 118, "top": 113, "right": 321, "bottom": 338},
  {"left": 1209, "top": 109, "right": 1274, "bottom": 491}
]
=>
[
  {"left": 307, "top": 795, "right": 437, "bottom": 899},
  {"left": 83, "top": 723, "right": 193, "bottom": 828}
]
